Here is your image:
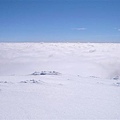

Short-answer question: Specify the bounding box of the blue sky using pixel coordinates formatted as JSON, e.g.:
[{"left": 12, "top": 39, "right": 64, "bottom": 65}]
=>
[{"left": 0, "top": 0, "right": 120, "bottom": 42}]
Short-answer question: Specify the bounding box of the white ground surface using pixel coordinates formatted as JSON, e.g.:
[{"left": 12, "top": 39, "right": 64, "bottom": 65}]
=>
[{"left": 0, "top": 43, "right": 120, "bottom": 119}]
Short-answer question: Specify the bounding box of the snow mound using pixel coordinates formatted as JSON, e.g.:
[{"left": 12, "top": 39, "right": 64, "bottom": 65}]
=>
[{"left": 31, "top": 71, "right": 61, "bottom": 75}]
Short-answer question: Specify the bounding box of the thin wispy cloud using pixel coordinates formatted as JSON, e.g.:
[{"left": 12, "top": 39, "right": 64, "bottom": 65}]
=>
[
  {"left": 114, "top": 28, "right": 120, "bottom": 32},
  {"left": 118, "top": 29, "right": 120, "bottom": 31},
  {"left": 73, "top": 27, "right": 87, "bottom": 31}
]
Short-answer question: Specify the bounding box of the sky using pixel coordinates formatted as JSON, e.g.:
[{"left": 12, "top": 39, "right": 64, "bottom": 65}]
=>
[{"left": 0, "top": 0, "right": 120, "bottom": 42}]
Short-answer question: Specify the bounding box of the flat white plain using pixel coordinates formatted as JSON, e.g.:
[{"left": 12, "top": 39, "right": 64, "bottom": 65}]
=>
[{"left": 0, "top": 43, "right": 120, "bottom": 119}]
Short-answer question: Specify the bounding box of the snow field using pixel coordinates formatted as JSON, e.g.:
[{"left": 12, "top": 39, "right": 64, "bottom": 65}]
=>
[{"left": 0, "top": 43, "right": 120, "bottom": 119}]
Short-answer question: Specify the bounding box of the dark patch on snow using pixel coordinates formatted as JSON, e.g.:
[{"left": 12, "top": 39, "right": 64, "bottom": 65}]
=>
[
  {"left": 20, "top": 81, "right": 27, "bottom": 83},
  {"left": 113, "top": 82, "right": 120, "bottom": 87},
  {"left": 112, "top": 76, "right": 120, "bottom": 80},
  {"left": 90, "top": 76, "right": 99, "bottom": 78},
  {"left": 58, "top": 83, "right": 63, "bottom": 86},
  {"left": 0, "top": 81, "right": 8, "bottom": 83},
  {"left": 31, "top": 71, "right": 61, "bottom": 75},
  {"left": 20, "top": 79, "right": 44, "bottom": 84},
  {"left": 89, "top": 49, "right": 96, "bottom": 53}
]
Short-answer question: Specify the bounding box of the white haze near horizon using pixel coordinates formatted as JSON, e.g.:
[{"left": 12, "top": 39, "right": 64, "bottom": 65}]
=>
[{"left": 0, "top": 42, "right": 120, "bottom": 78}]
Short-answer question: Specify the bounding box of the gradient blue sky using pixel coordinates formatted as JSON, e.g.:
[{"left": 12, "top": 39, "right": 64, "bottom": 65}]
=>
[{"left": 0, "top": 0, "right": 120, "bottom": 42}]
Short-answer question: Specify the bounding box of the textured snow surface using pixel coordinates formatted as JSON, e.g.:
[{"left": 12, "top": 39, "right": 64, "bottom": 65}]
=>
[{"left": 0, "top": 43, "right": 120, "bottom": 119}]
